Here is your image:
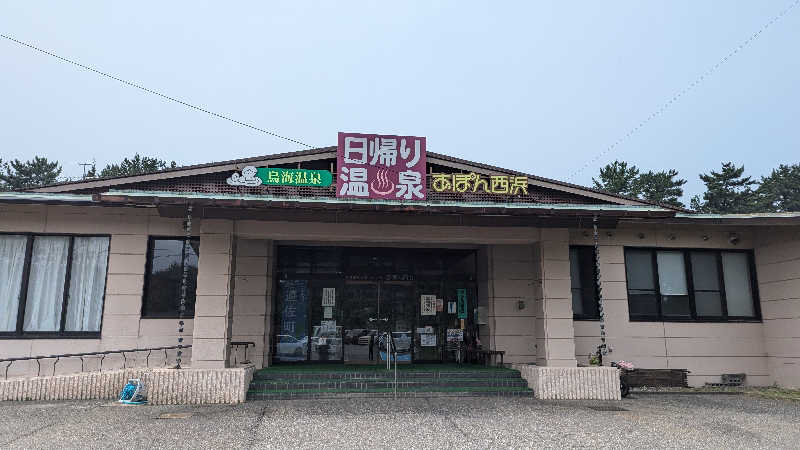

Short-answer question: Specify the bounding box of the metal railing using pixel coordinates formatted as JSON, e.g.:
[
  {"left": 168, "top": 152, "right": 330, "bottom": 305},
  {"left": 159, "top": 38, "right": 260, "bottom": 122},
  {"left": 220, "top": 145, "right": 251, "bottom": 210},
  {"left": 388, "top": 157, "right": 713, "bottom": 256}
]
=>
[
  {"left": 0, "top": 345, "right": 191, "bottom": 380},
  {"left": 229, "top": 341, "right": 255, "bottom": 366}
]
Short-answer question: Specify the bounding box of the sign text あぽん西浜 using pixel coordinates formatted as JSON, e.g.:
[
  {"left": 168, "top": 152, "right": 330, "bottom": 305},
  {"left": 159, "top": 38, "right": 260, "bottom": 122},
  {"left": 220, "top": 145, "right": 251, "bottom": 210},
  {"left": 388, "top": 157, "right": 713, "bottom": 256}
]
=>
[
  {"left": 226, "top": 166, "right": 333, "bottom": 187},
  {"left": 336, "top": 132, "right": 427, "bottom": 200},
  {"left": 431, "top": 172, "right": 529, "bottom": 195}
]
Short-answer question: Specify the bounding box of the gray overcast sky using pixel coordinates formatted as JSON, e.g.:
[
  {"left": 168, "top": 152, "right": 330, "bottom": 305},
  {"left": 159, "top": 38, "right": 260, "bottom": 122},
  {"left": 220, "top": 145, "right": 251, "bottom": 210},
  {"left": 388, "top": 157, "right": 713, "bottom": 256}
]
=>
[{"left": 2, "top": 1, "right": 798, "bottom": 202}]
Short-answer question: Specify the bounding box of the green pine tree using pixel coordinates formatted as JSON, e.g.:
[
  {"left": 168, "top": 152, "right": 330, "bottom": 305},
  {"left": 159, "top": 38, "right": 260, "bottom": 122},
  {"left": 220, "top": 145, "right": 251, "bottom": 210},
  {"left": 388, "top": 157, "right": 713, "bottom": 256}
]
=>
[
  {"left": 592, "top": 160, "right": 640, "bottom": 197},
  {"left": 634, "top": 169, "right": 687, "bottom": 208},
  {"left": 100, "top": 154, "right": 177, "bottom": 178},
  {"left": 757, "top": 163, "right": 800, "bottom": 212},
  {"left": 690, "top": 162, "right": 759, "bottom": 213},
  {"left": 0, "top": 157, "right": 63, "bottom": 191}
]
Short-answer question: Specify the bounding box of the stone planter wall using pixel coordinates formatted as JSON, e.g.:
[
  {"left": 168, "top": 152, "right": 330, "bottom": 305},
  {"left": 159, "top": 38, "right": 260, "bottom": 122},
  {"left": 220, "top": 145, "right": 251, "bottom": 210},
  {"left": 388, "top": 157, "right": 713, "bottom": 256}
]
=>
[
  {"left": 0, "top": 365, "right": 254, "bottom": 405},
  {"left": 513, "top": 364, "right": 621, "bottom": 400}
]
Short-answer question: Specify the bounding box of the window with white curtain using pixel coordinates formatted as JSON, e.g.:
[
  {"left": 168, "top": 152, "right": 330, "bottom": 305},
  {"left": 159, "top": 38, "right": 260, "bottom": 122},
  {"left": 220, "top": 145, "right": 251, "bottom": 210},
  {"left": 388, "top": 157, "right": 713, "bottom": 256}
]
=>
[
  {"left": 0, "top": 234, "right": 110, "bottom": 337},
  {"left": 624, "top": 247, "right": 760, "bottom": 322}
]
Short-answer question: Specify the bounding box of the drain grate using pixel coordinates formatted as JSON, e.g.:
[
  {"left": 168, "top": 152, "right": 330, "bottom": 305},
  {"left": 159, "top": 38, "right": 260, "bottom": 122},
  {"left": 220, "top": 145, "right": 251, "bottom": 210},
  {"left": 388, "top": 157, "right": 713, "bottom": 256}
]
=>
[{"left": 587, "top": 405, "right": 628, "bottom": 412}]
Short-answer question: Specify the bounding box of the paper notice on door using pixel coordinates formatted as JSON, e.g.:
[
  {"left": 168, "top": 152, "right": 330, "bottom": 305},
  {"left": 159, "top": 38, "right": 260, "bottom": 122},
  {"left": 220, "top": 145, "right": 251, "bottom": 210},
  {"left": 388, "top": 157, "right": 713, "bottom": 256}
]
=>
[
  {"left": 447, "top": 302, "right": 457, "bottom": 314},
  {"left": 322, "top": 288, "right": 336, "bottom": 307},
  {"left": 323, "top": 306, "right": 333, "bottom": 319},
  {"left": 420, "top": 294, "right": 436, "bottom": 316},
  {"left": 421, "top": 334, "right": 437, "bottom": 347},
  {"left": 436, "top": 298, "right": 444, "bottom": 312}
]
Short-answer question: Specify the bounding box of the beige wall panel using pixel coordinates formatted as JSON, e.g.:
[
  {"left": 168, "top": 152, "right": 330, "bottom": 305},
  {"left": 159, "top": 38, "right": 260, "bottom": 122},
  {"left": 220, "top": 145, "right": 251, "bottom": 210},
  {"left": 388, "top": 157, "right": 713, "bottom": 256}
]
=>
[
  {"left": 764, "top": 339, "right": 800, "bottom": 357},
  {"left": 237, "top": 239, "right": 270, "bottom": 257},
  {"left": 30, "top": 339, "right": 100, "bottom": 356},
  {"left": 147, "top": 216, "right": 186, "bottom": 236},
  {"left": 760, "top": 299, "right": 800, "bottom": 320},
  {"left": 233, "top": 295, "right": 268, "bottom": 316},
  {"left": 574, "top": 336, "right": 600, "bottom": 357},
  {"left": 103, "top": 295, "right": 142, "bottom": 315},
  {"left": 196, "top": 275, "right": 231, "bottom": 297},
  {"left": 541, "top": 241, "right": 569, "bottom": 261},
  {"left": 663, "top": 322, "right": 765, "bottom": 339},
  {"left": 665, "top": 337, "right": 766, "bottom": 357},
  {"left": 534, "top": 318, "right": 575, "bottom": 339},
  {"left": 600, "top": 263, "right": 626, "bottom": 282},
  {"left": 572, "top": 321, "right": 601, "bottom": 337},
  {"left": 756, "top": 259, "right": 800, "bottom": 284},
  {"left": 542, "top": 298, "right": 573, "bottom": 319},
  {"left": 101, "top": 315, "right": 140, "bottom": 337},
  {"left": 236, "top": 220, "right": 540, "bottom": 244},
  {"left": 234, "top": 276, "right": 268, "bottom": 296},
  {"left": 540, "top": 228, "right": 569, "bottom": 242},
  {"left": 491, "top": 244, "right": 533, "bottom": 262},
  {"left": 597, "top": 245, "right": 625, "bottom": 264},
  {"left": 46, "top": 210, "right": 147, "bottom": 235},
  {"left": 192, "top": 316, "right": 229, "bottom": 339},
  {"left": 0, "top": 341, "right": 34, "bottom": 358},
  {"left": 492, "top": 279, "right": 534, "bottom": 298},
  {"left": 0, "top": 212, "right": 46, "bottom": 232},
  {"left": 762, "top": 319, "right": 800, "bottom": 339},
  {"left": 197, "top": 252, "right": 233, "bottom": 276},
  {"left": 542, "top": 278, "right": 570, "bottom": 299},
  {"left": 491, "top": 259, "right": 535, "bottom": 279},
  {"left": 200, "top": 219, "right": 234, "bottom": 234},
  {"left": 492, "top": 335, "right": 536, "bottom": 357},
  {"left": 770, "top": 361, "right": 800, "bottom": 389},
  {"left": 107, "top": 253, "right": 146, "bottom": 275},
  {"left": 199, "top": 234, "right": 233, "bottom": 255},
  {"left": 608, "top": 336, "right": 669, "bottom": 357},
  {"left": 110, "top": 234, "right": 148, "bottom": 255},
  {"left": 492, "top": 316, "right": 535, "bottom": 336},
  {"left": 234, "top": 257, "right": 269, "bottom": 276},
  {"left": 105, "top": 274, "right": 145, "bottom": 296},
  {"left": 231, "top": 315, "right": 266, "bottom": 336},
  {"left": 603, "top": 317, "right": 666, "bottom": 338},
  {"left": 488, "top": 298, "right": 535, "bottom": 317},
  {"left": 139, "top": 319, "right": 193, "bottom": 336},
  {"left": 759, "top": 278, "right": 800, "bottom": 301},
  {"left": 191, "top": 338, "right": 227, "bottom": 361},
  {"left": 668, "top": 356, "right": 769, "bottom": 376},
  {"left": 755, "top": 240, "right": 800, "bottom": 265},
  {"left": 600, "top": 281, "right": 628, "bottom": 300},
  {"left": 194, "top": 295, "right": 232, "bottom": 317},
  {"left": 542, "top": 259, "right": 570, "bottom": 280},
  {"left": 544, "top": 338, "right": 577, "bottom": 360}
]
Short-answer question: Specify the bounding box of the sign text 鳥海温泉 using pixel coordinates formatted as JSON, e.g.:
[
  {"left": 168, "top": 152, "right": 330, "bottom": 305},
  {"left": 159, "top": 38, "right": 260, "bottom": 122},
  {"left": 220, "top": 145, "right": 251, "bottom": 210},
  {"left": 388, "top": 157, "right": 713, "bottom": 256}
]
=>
[
  {"left": 337, "top": 132, "right": 427, "bottom": 200},
  {"left": 431, "top": 172, "right": 528, "bottom": 195},
  {"left": 226, "top": 166, "right": 333, "bottom": 187}
]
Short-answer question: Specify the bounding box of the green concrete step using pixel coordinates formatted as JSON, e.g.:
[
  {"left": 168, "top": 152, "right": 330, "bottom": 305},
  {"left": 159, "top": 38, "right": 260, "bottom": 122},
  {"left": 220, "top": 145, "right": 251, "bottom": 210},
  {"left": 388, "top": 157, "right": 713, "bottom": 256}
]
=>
[
  {"left": 247, "top": 385, "right": 533, "bottom": 400},
  {"left": 250, "top": 377, "right": 529, "bottom": 391}
]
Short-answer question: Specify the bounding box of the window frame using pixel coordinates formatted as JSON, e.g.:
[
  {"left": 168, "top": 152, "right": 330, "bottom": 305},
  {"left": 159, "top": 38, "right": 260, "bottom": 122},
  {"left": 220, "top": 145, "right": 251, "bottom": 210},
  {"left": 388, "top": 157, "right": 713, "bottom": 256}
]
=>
[
  {"left": 0, "top": 232, "right": 110, "bottom": 339},
  {"left": 623, "top": 247, "right": 761, "bottom": 323},
  {"left": 569, "top": 245, "right": 601, "bottom": 321},
  {"left": 141, "top": 235, "right": 200, "bottom": 319}
]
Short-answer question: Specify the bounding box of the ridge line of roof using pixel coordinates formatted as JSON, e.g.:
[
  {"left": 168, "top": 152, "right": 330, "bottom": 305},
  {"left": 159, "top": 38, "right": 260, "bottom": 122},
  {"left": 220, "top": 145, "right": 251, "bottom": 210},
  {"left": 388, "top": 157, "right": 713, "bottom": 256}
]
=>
[{"left": 29, "top": 145, "right": 679, "bottom": 211}]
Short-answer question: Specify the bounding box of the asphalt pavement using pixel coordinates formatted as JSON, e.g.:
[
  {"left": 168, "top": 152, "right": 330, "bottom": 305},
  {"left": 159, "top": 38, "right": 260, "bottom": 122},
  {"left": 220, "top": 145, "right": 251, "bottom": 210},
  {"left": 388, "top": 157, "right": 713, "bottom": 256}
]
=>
[{"left": 1, "top": 393, "right": 798, "bottom": 449}]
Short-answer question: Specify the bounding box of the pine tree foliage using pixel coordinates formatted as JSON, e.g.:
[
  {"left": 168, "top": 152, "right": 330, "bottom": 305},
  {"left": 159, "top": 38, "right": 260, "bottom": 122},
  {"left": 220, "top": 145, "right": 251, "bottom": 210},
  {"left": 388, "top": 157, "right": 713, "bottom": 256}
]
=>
[
  {"left": 690, "top": 162, "right": 759, "bottom": 213},
  {"left": 0, "top": 157, "right": 63, "bottom": 191},
  {"left": 634, "top": 169, "right": 687, "bottom": 208},
  {"left": 592, "top": 160, "right": 640, "bottom": 197},
  {"left": 100, "top": 154, "right": 177, "bottom": 178},
  {"left": 757, "top": 163, "right": 800, "bottom": 212}
]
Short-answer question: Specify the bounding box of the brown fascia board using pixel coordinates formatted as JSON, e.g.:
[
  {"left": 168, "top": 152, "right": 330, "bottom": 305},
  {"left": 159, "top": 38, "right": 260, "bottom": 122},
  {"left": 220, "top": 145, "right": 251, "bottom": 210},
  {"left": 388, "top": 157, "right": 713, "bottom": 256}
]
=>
[{"left": 31, "top": 145, "right": 671, "bottom": 209}]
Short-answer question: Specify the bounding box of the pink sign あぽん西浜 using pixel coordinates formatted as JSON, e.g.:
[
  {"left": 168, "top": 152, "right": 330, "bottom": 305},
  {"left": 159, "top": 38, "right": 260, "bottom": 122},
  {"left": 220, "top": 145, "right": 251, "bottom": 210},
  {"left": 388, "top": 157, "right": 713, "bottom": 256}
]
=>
[{"left": 336, "top": 132, "right": 427, "bottom": 200}]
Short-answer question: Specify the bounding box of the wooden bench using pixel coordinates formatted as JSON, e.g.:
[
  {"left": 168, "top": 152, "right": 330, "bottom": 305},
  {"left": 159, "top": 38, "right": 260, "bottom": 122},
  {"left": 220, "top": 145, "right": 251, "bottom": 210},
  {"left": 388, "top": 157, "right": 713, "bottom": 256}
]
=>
[{"left": 467, "top": 349, "right": 505, "bottom": 367}]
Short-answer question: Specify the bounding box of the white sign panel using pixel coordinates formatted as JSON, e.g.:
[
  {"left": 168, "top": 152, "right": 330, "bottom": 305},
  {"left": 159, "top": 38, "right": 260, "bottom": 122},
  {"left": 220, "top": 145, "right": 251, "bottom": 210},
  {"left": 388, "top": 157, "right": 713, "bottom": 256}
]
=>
[
  {"left": 323, "top": 306, "right": 333, "bottom": 319},
  {"left": 421, "top": 334, "right": 437, "bottom": 347},
  {"left": 420, "top": 294, "right": 437, "bottom": 316},
  {"left": 322, "top": 288, "right": 336, "bottom": 307}
]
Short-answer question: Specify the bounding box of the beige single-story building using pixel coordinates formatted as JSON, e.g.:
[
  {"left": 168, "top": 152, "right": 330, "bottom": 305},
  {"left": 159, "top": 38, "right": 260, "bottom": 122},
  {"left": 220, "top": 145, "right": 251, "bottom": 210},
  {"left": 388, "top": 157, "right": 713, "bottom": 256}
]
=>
[{"left": 1, "top": 144, "right": 798, "bottom": 388}]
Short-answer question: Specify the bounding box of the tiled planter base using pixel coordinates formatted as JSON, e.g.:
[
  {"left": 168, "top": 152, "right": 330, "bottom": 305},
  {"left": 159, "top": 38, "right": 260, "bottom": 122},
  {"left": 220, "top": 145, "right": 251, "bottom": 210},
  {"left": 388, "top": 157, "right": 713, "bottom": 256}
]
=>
[
  {"left": 0, "top": 365, "right": 254, "bottom": 405},
  {"left": 512, "top": 364, "right": 621, "bottom": 400}
]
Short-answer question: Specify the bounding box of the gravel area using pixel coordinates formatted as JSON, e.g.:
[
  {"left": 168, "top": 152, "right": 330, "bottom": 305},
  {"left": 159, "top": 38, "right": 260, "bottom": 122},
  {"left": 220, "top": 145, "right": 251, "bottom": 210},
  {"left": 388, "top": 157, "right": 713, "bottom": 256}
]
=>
[{"left": 1, "top": 394, "right": 798, "bottom": 449}]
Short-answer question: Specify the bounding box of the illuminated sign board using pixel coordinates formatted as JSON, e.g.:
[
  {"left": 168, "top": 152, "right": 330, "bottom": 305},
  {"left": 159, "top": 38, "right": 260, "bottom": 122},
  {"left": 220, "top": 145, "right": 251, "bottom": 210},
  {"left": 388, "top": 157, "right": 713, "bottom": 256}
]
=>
[{"left": 226, "top": 166, "right": 332, "bottom": 187}]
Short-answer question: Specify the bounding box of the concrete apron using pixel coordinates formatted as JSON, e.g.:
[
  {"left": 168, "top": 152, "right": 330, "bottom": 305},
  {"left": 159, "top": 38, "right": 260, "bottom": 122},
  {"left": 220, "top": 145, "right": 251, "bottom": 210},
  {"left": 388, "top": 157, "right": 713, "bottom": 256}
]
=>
[
  {"left": 0, "top": 365, "right": 254, "bottom": 405},
  {"left": 512, "top": 364, "right": 622, "bottom": 400}
]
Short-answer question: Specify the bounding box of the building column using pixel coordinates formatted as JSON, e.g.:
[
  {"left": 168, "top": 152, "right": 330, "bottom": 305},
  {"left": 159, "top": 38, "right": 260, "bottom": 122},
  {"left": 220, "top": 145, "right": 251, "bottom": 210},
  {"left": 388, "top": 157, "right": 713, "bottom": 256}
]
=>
[
  {"left": 534, "top": 228, "right": 577, "bottom": 367},
  {"left": 191, "top": 219, "right": 235, "bottom": 369},
  {"left": 230, "top": 238, "right": 273, "bottom": 369}
]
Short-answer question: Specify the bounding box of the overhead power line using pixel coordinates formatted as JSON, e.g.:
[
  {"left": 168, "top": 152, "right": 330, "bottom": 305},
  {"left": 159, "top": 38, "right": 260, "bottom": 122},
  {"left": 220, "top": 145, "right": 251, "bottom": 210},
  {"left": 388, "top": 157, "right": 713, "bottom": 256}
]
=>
[
  {"left": 0, "top": 33, "right": 315, "bottom": 149},
  {"left": 568, "top": 0, "right": 800, "bottom": 181}
]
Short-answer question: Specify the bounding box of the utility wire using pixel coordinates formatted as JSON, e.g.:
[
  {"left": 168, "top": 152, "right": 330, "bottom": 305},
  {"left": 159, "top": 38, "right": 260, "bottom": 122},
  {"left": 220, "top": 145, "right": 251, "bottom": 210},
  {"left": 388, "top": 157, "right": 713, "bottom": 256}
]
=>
[
  {"left": 568, "top": 0, "right": 800, "bottom": 181},
  {"left": 0, "top": 33, "right": 315, "bottom": 149}
]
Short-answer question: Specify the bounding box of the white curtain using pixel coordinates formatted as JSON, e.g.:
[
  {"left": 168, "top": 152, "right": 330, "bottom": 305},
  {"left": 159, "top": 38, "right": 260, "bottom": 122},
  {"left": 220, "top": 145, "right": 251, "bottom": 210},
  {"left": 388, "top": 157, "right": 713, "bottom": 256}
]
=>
[
  {"left": 656, "top": 251, "right": 688, "bottom": 295},
  {"left": 722, "top": 252, "right": 755, "bottom": 317},
  {"left": 23, "top": 236, "right": 69, "bottom": 332},
  {"left": 65, "top": 237, "right": 109, "bottom": 331},
  {"left": 0, "top": 235, "right": 27, "bottom": 331}
]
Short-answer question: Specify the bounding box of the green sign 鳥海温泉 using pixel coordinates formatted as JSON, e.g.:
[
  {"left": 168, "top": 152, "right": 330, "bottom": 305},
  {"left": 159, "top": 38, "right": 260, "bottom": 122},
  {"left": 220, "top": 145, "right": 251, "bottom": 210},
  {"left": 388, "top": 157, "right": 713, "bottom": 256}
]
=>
[
  {"left": 256, "top": 168, "right": 332, "bottom": 187},
  {"left": 456, "top": 288, "right": 468, "bottom": 319}
]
